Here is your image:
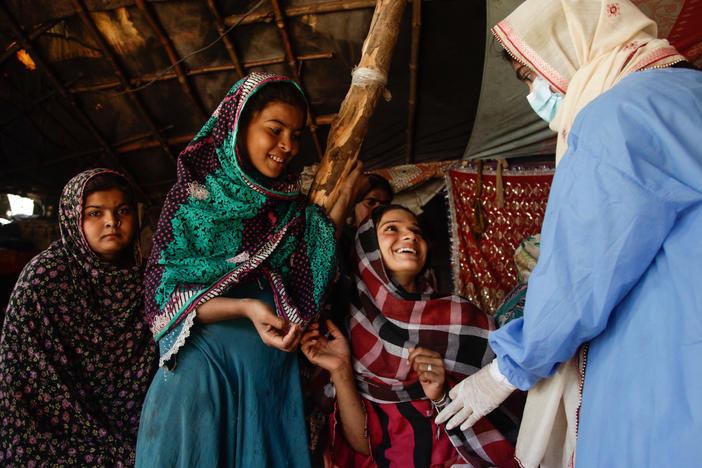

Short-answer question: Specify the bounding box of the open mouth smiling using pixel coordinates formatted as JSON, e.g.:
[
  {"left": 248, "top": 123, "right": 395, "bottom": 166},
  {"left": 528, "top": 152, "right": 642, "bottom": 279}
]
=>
[{"left": 268, "top": 153, "right": 287, "bottom": 164}]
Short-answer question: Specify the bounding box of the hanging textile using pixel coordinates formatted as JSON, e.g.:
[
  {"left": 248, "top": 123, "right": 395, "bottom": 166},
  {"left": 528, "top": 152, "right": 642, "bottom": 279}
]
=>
[{"left": 446, "top": 163, "right": 554, "bottom": 313}]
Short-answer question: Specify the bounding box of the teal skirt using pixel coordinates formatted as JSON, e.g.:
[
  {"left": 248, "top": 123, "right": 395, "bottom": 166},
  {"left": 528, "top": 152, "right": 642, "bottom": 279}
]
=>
[{"left": 136, "top": 283, "right": 311, "bottom": 468}]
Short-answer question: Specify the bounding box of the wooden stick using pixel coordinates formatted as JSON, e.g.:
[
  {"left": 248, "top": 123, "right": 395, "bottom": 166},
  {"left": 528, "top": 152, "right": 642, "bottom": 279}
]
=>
[
  {"left": 224, "top": 0, "right": 378, "bottom": 26},
  {"left": 270, "top": 0, "right": 325, "bottom": 160},
  {"left": 134, "top": 0, "right": 208, "bottom": 119},
  {"left": 308, "top": 0, "right": 407, "bottom": 211},
  {"left": 206, "top": 0, "right": 246, "bottom": 79},
  {"left": 405, "top": 0, "right": 421, "bottom": 164},
  {"left": 68, "top": 53, "right": 333, "bottom": 94},
  {"left": 69, "top": 0, "right": 176, "bottom": 164}
]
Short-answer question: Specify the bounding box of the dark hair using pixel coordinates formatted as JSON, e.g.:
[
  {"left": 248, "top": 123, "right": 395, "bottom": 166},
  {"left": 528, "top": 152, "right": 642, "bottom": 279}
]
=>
[
  {"left": 236, "top": 81, "right": 308, "bottom": 173},
  {"left": 371, "top": 204, "right": 419, "bottom": 230},
  {"left": 83, "top": 172, "right": 135, "bottom": 207},
  {"left": 358, "top": 173, "right": 394, "bottom": 202},
  {"left": 502, "top": 48, "right": 516, "bottom": 64},
  {"left": 371, "top": 203, "right": 431, "bottom": 283}
]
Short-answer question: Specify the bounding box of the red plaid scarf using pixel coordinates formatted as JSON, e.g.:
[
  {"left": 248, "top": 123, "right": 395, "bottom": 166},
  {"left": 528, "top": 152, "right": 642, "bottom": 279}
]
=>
[{"left": 348, "top": 216, "right": 518, "bottom": 467}]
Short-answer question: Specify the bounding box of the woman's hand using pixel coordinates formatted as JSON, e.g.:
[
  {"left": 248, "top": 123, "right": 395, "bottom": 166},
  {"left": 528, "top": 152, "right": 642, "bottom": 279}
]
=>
[
  {"left": 300, "top": 319, "right": 351, "bottom": 375},
  {"left": 244, "top": 298, "right": 302, "bottom": 352},
  {"left": 326, "top": 160, "right": 369, "bottom": 236},
  {"left": 408, "top": 346, "right": 446, "bottom": 402}
]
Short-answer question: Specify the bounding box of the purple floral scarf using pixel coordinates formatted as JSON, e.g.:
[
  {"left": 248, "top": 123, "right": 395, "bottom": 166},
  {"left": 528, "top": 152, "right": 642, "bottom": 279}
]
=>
[{"left": 0, "top": 169, "right": 158, "bottom": 467}]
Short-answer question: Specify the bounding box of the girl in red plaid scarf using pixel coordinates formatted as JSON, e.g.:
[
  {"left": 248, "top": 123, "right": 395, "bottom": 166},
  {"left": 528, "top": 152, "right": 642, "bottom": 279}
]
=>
[{"left": 302, "top": 205, "right": 519, "bottom": 468}]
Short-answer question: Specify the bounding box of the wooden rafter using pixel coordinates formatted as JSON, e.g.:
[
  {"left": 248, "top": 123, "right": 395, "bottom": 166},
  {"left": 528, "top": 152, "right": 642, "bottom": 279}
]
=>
[
  {"left": 69, "top": 0, "right": 176, "bottom": 164},
  {"left": 405, "top": 0, "right": 421, "bottom": 163},
  {"left": 270, "top": 0, "right": 324, "bottom": 160},
  {"left": 206, "top": 0, "right": 246, "bottom": 79},
  {"left": 224, "top": 0, "right": 378, "bottom": 26},
  {"left": 134, "top": 0, "right": 208, "bottom": 120},
  {"left": 0, "top": 1, "right": 134, "bottom": 178},
  {"left": 0, "top": 20, "right": 57, "bottom": 65},
  {"left": 68, "top": 53, "right": 333, "bottom": 94}
]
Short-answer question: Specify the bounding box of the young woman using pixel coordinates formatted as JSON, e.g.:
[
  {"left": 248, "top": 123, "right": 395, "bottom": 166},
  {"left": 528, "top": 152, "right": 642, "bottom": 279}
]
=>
[
  {"left": 0, "top": 169, "right": 158, "bottom": 466},
  {"left": 437, "top": 1, "right": 702, "bottom": 466},
  {"left": 135, "top": 72, "right": 360, "bottom": 467},
  {"left": 302, "top": 205, "right": 518, "bottom": 467}
]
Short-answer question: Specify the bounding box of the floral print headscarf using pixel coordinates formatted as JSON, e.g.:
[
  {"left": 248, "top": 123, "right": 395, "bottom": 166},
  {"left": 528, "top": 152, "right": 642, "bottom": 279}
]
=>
[{"left": 0, "top": 168, "right": 158, "bottom": 467}]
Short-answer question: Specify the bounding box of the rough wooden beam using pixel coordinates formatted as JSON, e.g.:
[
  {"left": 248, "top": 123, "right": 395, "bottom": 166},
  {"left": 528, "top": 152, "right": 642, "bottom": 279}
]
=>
[
  {"left": 69, "top": 0, "right": 176, "bottom": 164},
  {"left": 134, "top": 0, "right": 208, "bottom": 120},
  {"left": 206, "top": 0, "right": 245, "bottom": 79},
  {"left": 0, "top": 20, "right": 58, "bottom": 65},
  {"left": 309, "top": 0, "right": 407, "bottom": 210},
  {"left": 225, "top": 0, "right": 378, "bottom": 25},
  {"left": 68, "top": 53, "right": 333, "bottom": 94},
  {"left": 270, "top": 0, "right": 325, "bottom": 160},
  {"left": 0, "top": 2, "right": 122, "bottom": 170},
  {"left": 405, "top": 0, "right": 421, "bottom": 164}
]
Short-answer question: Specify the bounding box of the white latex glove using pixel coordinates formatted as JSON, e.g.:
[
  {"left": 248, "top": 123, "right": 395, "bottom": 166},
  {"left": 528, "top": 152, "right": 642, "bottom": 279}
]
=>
[{"left": 435, "top": 359, "right": 516, "bottom": 431}]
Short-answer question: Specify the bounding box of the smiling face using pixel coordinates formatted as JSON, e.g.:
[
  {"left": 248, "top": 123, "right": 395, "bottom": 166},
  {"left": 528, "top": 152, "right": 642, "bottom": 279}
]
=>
[
  {"left": 243, "top": 100, "right": 305, "bottom": 178},
  {"left": 376, "top": 208, "right": 428, "bottom": 293},
  {"left": 82, "top": 188, "right": 136, "bottom": 262}
]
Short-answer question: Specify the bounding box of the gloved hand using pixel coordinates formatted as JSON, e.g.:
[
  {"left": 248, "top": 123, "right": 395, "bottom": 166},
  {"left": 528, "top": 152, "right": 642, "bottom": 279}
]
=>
[{"left": 435, "top": 359, "right": 516, "bottom": 431}]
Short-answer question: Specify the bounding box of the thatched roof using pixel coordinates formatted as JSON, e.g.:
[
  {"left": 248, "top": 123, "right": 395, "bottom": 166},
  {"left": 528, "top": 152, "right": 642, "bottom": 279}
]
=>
[
  {"left": 1, "top": 0, "right": 700, "bottom": 209},
  {"left": 0, "top": 0, "right": 488, "bottom": 207}
]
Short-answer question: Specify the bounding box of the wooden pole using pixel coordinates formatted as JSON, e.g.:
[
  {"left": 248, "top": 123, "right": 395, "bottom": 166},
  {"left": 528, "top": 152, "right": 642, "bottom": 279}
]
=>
[
  {"left": 308, "top": 0, "right": 407, "bottom": 210},
  {"left": 206, "top": 0, "right": 246, "bottom": 79},
  {"left": 224, "top": 0, "right": 378, "bottom": 26},
  {"left": 68, "top": 53, "right": 333, "bottom": 94},
  {"left": 69, "top": 0, "right": 177, "bottom": 164},
  {"left": 270, "top": 0, "right": 325, "bottom": 160},
  {"left": 134, "top": 0, "right": 208, "bottom": 119},
  {"left": 405, "top": 0, "right": 421, "bottom": 164}
]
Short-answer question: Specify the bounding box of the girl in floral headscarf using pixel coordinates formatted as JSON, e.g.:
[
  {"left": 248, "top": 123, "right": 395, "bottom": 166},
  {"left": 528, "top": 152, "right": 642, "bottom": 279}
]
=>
[
  {"left": 0, "top": 169, "right": 158, "bottom": 466},
  {"left": 135, "top": 72, "right": 362, "bottom": 467}
]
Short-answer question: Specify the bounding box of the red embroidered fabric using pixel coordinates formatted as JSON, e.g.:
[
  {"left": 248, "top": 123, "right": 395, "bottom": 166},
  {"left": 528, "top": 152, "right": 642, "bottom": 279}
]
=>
[{"left": 447, "top": 164, "right": 554, "bottom": 313}]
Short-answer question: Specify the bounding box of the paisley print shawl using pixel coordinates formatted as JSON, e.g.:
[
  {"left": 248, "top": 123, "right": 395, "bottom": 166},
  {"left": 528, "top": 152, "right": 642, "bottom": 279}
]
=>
[{"left": 144, "top": 72, "right": 336, "bottom": 367}]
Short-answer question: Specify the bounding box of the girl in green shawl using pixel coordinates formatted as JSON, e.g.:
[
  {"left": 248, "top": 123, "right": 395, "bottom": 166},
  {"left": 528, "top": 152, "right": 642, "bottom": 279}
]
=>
[{"left": 136, "top": 72, "right": 362, "bottom": 467}]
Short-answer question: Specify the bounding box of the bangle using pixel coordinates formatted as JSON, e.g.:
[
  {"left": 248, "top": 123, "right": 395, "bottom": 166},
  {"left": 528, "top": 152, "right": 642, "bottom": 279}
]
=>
[{"left": 431, "top": 392, "right": 449, "bottom": 410}]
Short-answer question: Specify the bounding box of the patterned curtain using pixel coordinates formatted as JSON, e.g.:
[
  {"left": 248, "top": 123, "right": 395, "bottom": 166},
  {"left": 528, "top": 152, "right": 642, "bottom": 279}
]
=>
[{"left": 446, "top": 163, "right": 554, "bottom": 313}]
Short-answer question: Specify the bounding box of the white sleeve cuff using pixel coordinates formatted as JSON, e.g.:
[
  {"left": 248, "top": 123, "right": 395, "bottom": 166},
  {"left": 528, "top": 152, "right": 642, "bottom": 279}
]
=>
[{"left": 488, "top": 358, "right": 516, "bottom": 389}]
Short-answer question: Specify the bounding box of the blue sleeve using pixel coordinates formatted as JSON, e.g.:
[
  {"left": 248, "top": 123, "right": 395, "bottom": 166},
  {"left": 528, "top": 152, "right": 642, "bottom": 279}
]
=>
[{"left": 490, "top": 71, "right": 702, "bottom": 390}]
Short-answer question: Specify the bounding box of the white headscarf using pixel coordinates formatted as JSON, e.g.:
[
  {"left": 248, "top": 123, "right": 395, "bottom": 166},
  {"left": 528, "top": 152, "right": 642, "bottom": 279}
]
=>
[{"left": 493, "top": 0, "right": 685, "bottom": 165}]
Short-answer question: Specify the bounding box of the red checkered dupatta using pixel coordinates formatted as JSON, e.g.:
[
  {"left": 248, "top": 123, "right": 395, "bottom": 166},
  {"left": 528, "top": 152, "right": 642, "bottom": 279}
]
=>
[{"left": 348, "top": 216, "right": 518, "bottom": 467}]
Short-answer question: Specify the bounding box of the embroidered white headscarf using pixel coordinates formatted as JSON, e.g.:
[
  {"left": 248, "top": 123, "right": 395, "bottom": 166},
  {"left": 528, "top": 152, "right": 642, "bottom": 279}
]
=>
[{"left": 493, "top": 0, "right": 685, "bottom": 165}]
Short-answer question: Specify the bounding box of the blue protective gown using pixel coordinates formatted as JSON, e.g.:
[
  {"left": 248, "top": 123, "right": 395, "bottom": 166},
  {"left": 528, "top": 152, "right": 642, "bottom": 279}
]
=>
[{"left": 489, "top": 68, "right": 702, "bottom": 467}]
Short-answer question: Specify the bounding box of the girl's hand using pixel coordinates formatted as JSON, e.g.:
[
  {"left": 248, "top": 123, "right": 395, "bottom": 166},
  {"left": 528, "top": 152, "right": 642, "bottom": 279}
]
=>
[
  {"left": 300, "top": 319, "right": 351, "bottom": 375},
  {"left": 326, "top": 159, "right": 369, "bottom": 235},
  {"left": 244, "top": 299, "right": 302, "bottom": 352},
  {"left": 408, "top": 346, "right": 446, "bottom": 402}
]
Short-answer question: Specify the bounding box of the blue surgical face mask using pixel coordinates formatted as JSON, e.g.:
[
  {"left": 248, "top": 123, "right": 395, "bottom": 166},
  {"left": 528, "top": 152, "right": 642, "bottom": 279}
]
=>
[{"left": 526, "top": 76, "right": 563, "bottom": 123}]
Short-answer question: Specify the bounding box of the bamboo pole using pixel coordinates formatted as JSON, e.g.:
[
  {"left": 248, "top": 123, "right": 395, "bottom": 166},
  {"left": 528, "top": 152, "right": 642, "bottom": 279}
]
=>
[
  {"left": 69, "top": 0, "right": 176, "bottom": 164},
  {"left": 134, "top": 0, "right": 208, "bottom": 119},
  {"left": 0, "top": 20, "right": 57, "bottom": 65},
  {"left": 68, "top": 53, "right": 333, "bottom": 94},
  {"left": 206, "top": 0, "right": 246, "bottom": 79},
  {"left": 308, "top": 0, "right": 407, "bottom": 210},
  {"left": 270, "top": 0, "right": 325, "bottom": 160},
  {"left": 405, "top": 0, "right": 421, "bottom": 164},
  {"left": 0, "top": 3, "right": 118, "bottom": 170},
  {"left": 224, "top": 0, "right": 378, "bottom": 26}
]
